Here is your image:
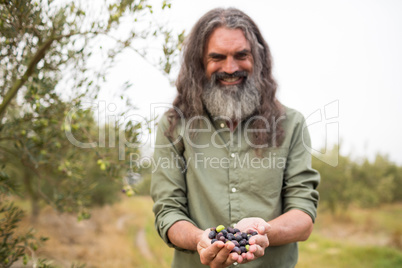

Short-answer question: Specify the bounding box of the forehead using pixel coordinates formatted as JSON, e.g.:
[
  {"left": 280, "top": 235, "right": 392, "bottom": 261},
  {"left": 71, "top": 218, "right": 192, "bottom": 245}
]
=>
[{"left": 205, "top": 27, "right": 251, "bottom": 54}]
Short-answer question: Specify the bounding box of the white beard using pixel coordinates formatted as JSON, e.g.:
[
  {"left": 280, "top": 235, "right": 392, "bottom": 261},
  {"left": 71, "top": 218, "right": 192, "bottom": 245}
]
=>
[{"left": 202, "top": 76, "right": 261, "bottom": 121}]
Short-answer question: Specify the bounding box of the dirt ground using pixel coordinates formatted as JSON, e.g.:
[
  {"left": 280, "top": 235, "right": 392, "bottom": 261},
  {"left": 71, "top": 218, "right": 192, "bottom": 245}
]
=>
[{"left": 16, "top": 199, "right": 151, "bottom": 267}]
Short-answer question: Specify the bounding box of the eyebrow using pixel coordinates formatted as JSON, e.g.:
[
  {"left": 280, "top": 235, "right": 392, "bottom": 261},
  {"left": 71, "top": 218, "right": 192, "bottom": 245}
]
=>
[
  {"left": 236, "top": 49, "right": 251, "bottom": 55},
  {"left": 207, "top": 49, "right": 251, "bottom": 58},
  {"left": 207, "top": 52, "right": 225, "bottom": 58}
]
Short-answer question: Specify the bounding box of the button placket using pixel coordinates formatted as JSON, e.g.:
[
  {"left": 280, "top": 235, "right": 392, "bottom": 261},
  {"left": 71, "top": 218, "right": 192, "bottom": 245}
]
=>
[
  {"left": 228, "top": 128, "right": 243, "bottom": 226},
  {"left": 229, "top": 145, "right": 241, "bottom": 224}
]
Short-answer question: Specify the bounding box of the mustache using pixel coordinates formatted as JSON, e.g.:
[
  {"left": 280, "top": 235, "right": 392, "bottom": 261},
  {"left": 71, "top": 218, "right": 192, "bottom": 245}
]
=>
[{"left": 213, "top": 71, "right": 248, "bottom": 81}]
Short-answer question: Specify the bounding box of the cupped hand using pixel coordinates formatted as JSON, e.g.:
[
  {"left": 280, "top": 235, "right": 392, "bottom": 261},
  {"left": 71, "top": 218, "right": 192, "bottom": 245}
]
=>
[
  {"left": 235, "top": 217, "right": 271, "bottom": 261},
  {"left": 197, "top": 228, "right": 245, "bottom": 268}
]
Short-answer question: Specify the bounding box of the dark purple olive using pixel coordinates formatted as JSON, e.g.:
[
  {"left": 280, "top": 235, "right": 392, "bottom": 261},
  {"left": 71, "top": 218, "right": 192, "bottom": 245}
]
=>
[
  {"left": 235, "top": 233, "right": 243, "bottom": 242},
  {"left": 208, "top": 230, "right": 217, "bottom": 239},
  {"left": 239, "top": 239, "right": 247, "bottom": 246},
  {"left": 240, "top": 246, "right": 247, "bottom": 254},
  {"left": 231, "top": 246, "right": 241, "bottom": 255},
  {"left": 233, "top": 240, "right": 240, "bottom": 247},
  {"left": 216, "top": 232, "right": 223, "bottom": 240},
  {"left": 227, "top": 233, "right": 235, "bottom": 240},
  {"left": 211, "top": 239, "right": 218, "bottom": 244},
  {"left": 221, "top": 229, "right": 228, "bottom": 238},
  {"left": 227, "top": 227, "right": 235, "bottom": 234}
]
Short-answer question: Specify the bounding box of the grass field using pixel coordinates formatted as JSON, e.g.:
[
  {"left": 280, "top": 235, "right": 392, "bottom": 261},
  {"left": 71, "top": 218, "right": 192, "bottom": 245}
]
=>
[{"left": 17, "top": 196, "right": 402, "bottom": 267}]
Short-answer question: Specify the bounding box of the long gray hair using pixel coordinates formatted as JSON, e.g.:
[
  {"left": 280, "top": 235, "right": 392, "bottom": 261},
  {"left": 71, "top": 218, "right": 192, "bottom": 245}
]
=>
[{"left": 166, "top": 8, "right": 285, "bottom": 151}]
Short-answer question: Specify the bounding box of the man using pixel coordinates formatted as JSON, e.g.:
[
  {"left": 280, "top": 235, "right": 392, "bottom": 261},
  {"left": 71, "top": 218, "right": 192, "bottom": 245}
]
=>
[{"left": 151, "top": 7, "right": 319, "bottom": 268}]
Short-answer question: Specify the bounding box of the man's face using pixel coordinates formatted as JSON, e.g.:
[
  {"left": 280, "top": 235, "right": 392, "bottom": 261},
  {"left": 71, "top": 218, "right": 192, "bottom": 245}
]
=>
[
  {"left": 202, "top": 27, "right": 260, "bottom": 122},
  {"left": 204, "top": 27, "right": 254, "bottom": 84}
]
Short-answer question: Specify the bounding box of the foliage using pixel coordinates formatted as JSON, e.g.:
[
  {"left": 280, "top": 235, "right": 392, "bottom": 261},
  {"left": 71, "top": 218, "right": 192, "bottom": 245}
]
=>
[
  {"left": 313, "top": 146, "right": 402, "bottom": 213},
  {"left": 313, "top": 146, "right": 355, "bottom": 213},
  {"left": 0, "top": 187, "right": 51, "bottom": 267},
  {"left": 0, "top": 0, "right": 182, "bottom": 217},
  {"left": 0, "top": 0, "right": 182, "bottom": 265},
  {"left": 135, "top": 172, "right": 152, "bottom": 195}
]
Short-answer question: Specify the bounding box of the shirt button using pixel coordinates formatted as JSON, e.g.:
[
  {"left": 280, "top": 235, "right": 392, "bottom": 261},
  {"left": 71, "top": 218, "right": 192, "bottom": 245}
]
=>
[
  {"left": 220, "top": 123, "right": 225, "bottom": 128},
  {"left": 230, "top": 153, "right": 235, "bottom": 158},
  {"left": 231, "top": 188, "right": 237, "bottom": 193}
]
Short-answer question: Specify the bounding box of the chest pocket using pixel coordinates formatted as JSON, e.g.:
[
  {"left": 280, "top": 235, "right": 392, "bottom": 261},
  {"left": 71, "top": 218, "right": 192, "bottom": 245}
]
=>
[{"left": 240, "top": 148, "right": 288, "bottom": 200}]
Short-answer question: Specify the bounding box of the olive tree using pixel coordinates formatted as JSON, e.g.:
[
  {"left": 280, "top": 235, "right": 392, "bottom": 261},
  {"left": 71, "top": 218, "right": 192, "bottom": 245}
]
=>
[{"left": 0, "top": 0, "right": 181, "bottom": 266}]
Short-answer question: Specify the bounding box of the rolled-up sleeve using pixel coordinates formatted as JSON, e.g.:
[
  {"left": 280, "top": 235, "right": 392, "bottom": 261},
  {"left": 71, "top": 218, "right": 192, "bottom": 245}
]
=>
[
  {"left": 150, "top": 115, "right": 197, "bottom": 248},
  {"left": 282, "top": 111, "right": 320, "bottom": 222}
]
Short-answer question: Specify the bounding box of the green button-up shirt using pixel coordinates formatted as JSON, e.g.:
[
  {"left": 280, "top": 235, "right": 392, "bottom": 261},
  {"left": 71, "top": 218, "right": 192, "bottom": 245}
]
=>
[{"left": 151, "top": 106, "right": 320, "bottom": 268}]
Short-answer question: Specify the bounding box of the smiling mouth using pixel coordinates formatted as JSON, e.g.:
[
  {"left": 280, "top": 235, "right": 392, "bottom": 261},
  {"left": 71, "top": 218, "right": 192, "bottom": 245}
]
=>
[
  {"left": 213, "top": 71, "right": 248, "bottom": 86},
  {"left": 220, "top": 77, "right": 243, "bottom": 83},
  {"left": 218, "top": 76, "right": 245, "bottom": 86},
  {"left": 219, "top": 78, "right": 243, "bottom": 86}
]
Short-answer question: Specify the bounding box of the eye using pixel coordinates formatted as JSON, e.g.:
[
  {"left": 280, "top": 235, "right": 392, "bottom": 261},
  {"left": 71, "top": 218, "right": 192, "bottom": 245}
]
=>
[
  {"left": 235, "top": 52, "right": 248, "bottom": 60},
  {"left": 211, "top": 55, "right": 225, "bottom": 61}
]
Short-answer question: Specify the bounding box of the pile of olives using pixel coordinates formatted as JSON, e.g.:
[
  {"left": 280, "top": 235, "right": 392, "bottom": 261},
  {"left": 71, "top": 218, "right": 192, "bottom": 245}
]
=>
[{"left": 209, "top": 225, "right": 258, "bottom": 255}]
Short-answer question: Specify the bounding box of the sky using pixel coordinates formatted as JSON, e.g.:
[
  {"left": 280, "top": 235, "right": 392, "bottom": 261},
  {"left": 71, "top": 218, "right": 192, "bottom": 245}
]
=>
[{"left": 99, "top": 0, "right": 402, "bottom": 164}]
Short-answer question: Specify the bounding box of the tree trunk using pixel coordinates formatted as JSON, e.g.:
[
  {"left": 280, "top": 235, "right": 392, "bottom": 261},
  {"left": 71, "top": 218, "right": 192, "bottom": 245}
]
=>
[{"left": 23, "top": 170, "right": 40, "bottom": 222}]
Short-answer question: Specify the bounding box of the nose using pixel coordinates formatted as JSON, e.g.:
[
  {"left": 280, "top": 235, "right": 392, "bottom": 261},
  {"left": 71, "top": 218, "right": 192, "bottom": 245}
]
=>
[{"left": 222, "top": 56, "right": 239, "bottom": 74}]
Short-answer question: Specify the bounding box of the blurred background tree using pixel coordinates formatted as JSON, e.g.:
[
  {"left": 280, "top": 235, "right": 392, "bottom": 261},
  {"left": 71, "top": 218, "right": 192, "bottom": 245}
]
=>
[
  {"left": 0, "top": 0, "right": 182, "bottom": 266},
  {"left": 313, "top": 146, "right": 402, "bottom": 214}
]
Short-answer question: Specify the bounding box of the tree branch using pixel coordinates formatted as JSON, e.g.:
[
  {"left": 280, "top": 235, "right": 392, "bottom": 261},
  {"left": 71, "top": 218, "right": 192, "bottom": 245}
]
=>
[
  {"left": 0, "top": 30, "right": 102, "bottom": 122},
  {"left": 0, "top": 37, "right": 55, "bottom": 120}
]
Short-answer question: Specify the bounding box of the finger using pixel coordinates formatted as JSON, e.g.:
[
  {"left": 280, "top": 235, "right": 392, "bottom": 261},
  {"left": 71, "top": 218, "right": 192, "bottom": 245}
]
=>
[
  {"left": 248, "top": 244, "right": 265, "bottom": 258},
  {"left": 236, "top": 254, "right": 245, "bottom": 264},
  {"left": 236, "top": 252, "right": 252, "bottom": 264},
  {"left": 249, "top": 234, "right": 269, "bottom": 248},
  {"left": 200, "top": 241, "right": 225, "bottom": 264},
  {"left": 221, "top": 252, "right": 242, "bottom": 267},
  {"left": 212, "top": 241, "right": 235, "bottom": 264},
  {"left": 247, "top": 250, "right": 255, "bottom": 260},
  {"left": 234, "top": 253, "right": 245, "bottom": 263},
  {"left": 241, "top": 252, "right": 247, "bottom": 260}
]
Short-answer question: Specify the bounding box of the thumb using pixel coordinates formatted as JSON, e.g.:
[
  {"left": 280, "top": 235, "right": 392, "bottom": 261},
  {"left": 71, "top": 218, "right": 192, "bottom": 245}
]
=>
[{"left": 258, "top": 223, "right": 271, "bottom": 235}]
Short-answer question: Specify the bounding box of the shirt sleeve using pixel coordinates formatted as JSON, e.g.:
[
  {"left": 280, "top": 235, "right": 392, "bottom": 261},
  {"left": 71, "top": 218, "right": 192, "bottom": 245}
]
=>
[
  {"left": 150, "top": 114, "right": 198, "bottom": 249},
  {"left": 282, "top": 111, "right": 320, "bottom": 222}
]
